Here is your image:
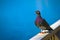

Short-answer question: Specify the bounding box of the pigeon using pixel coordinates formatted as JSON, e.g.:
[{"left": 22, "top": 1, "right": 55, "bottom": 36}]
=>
[{"left": 35, "top": 10, "right": 53, "bottom": 33}]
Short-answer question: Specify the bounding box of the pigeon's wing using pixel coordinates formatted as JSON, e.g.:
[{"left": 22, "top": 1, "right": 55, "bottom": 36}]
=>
[
  {"left": 42, "top": 19, "right": 52, "bottom": 30},
  {"left": 42, "top": 19, "right": 50, "bottom": 27}
]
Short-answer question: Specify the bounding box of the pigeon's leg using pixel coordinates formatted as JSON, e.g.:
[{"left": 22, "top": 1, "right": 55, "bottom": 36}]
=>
[
  {"left": 42, "top": 30, "right": 49, "bottom": 33},
  {"left": 39, "top": 27, "right": 45, "bottom": 34},
  {"left": 40, "top": 29, "right": 48, "bottom": 34}
]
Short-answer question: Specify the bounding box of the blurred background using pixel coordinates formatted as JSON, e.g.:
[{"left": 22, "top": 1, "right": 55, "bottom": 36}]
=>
[{"left": 0, "top": 0, "right": 60, "bottom": 40}]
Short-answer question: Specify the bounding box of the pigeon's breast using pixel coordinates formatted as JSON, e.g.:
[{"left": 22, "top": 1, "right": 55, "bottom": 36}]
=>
[{"left": 36, "top": 16, "right": 43, "bottom": 24}]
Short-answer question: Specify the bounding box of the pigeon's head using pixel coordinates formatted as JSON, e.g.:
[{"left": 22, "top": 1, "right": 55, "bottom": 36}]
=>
[{"left": 35, "top": 10, "right": 41, "bottom": 16}]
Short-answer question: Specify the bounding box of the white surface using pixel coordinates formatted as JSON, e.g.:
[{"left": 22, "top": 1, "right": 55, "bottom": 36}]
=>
[
  {"left": 29, "top": 33, "right": 49, "bottom": 40},
  {"left": 50, "top": 20, "right": 60, "bottom": 30},
  {"left": 29, "top": 19, "right": 60, "bottom": 40}
]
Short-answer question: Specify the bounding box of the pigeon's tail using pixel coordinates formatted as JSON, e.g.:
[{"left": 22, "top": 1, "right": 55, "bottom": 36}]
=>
[
  {"left": 48, "top": 28, "right": 53, "bottom": 33},
  {"left": 49, "top": 28, "right": 53, "bottom": 31}
]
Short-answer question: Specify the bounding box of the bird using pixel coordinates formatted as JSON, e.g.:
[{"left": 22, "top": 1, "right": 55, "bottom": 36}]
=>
[{"left": 35, "top": 10, "right": 53, "bottom": 33}]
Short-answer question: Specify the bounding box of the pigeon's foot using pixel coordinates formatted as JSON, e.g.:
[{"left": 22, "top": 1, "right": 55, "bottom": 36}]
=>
[{"left": 40, "top": 32, "right": 47, "bottom": 34}]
